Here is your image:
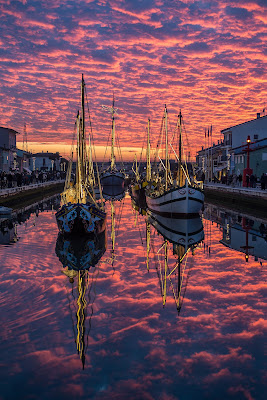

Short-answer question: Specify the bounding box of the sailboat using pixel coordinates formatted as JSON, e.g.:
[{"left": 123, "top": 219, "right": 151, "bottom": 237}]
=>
[
  {"left": 100, "top": 95, "right": 125, "bottom": 189},
  {"left": 146, "top": 106, "right": 204, "bottom": 216},
  {"left": 55, "top": 75, "right": 106, "bottom": 236}
]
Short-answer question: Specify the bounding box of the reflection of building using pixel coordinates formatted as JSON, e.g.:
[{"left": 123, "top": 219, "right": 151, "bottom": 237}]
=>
[
  {"left": 204, "top": 204, "right": 267, "bottom": 262},
  {"left": 220, "top": 217, "right": 267, "bottom": 261},
  {"left": 0, "top": 219, "right": 18, "bottom": 245},
  {"left": 0, "top": 127, "right": 20, "bottom": 172}
]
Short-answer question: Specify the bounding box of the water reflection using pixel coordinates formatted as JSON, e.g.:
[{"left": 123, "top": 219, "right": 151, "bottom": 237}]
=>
[
  {"left": 144, "top": 211, "right": 204, "bottom": 313},
  {"left": 204, "top": 204, "right": 267, "bottom": 263},
  {"left": 0, "top": 194, "right": 265, "bottom": 399},
  {"left": 55, "top": 230, "right": 107, "bottom": 369},
  {"left": 0, "top": 195, "right": 60, "bottom": 246}
]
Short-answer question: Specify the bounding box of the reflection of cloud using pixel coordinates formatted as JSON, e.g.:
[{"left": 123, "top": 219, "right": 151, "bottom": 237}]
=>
[{"left": 0, "top": 196, "right": 265, "bottom": 398}]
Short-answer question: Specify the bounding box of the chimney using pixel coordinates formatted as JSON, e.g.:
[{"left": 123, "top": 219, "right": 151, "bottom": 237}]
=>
[{"left": 257, "top": 113, "right": 260, "bottom": 119}]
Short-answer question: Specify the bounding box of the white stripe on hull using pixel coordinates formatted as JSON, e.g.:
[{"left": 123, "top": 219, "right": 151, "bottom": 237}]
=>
[
  {"left": 146, "top": 185, "right": 204, "bottom": 215},
  {"left": 148, "top": 212, "right": 204, "bottom": 246}
]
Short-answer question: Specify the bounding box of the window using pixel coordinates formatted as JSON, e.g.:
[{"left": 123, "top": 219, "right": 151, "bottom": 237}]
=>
[
  {"left": 43, "top": 158, "right": 46, "bottom": 166},
  {"left": 254, "top": 134, "right": 258, "bottom": 140}
]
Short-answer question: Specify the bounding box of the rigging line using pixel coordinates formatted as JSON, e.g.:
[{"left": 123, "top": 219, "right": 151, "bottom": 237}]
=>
[
  {"left": 151, "top": 114, "right": 164, "bottom": 176},
  {"left": 181, "top": 133, "right": 190, "bottom": 180},
  {"left": 64, "top": 278, "right": 77, "bottom": 343},
  {"left": 85, "top": 266, "right": 100, "bottom": 352},
  {"left": 101, "top": 125, "right": 111, "bottom": 170},
  {"left": 180, "top": 260, "right": 193, "bottom": 311},
  {"left": 169, "top": 143, "right": 191, "bottom": 184},
  {"left": 138, "top": 124, "right": 147, "bottom": 164},
  {"left": 115, "top": 196, "right": 125, "bottom": 238},
  {"left": 115, "top": 132, "right": 125, "bottom": 169}
]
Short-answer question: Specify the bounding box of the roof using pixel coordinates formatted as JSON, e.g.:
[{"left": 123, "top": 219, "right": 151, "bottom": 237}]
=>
[
  {"left": 221, "top": 115, "right": 267, "bottom": 133},
  {"left": 32, "top": 152, "right": 60, "bottom": 158},
  {"left": 0, "top": 127, "right": 20, "bottom": 135}
]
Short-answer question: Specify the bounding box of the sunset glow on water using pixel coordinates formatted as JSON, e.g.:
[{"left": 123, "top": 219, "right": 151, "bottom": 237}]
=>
[{"left": 0, "top": 195, "right": 265, "bottom": 400}]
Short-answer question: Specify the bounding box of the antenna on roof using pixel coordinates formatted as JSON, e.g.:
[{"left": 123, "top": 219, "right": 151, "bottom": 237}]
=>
[{"left": 23, "top": 123, "right": 28, "bottom": 152}]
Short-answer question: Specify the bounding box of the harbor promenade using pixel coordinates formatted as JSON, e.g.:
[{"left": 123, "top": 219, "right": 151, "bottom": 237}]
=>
[
  {"left": 204, "top": 182, "right": 267, "bottom": 217},
  {"left": 204, "top": 182, "right": 267, "bottom": 199},
  {"left": 0, "top": 180, "right": 65, "bottom": 198}
]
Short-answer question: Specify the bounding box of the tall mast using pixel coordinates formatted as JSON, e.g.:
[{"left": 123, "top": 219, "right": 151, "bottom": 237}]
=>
[
  {"left": 80, "top": 74, "right": 85, "bottom": 181},
  {"left": 165, "top": 105, "right": 168, "bottom": 191},
  {"left": 23, "top": 122, "right": 28, "bottom": 152},
  {"left": 146, "top": 119, "right": 151, "bottom": 182},
  {"left": 76, "top": 111, "right": 82, "bottom": 202},
  {"left": 111, "top": 93, "right": 115, "bottom": 170},
  {"left": 178, "top": 110, "right": 182, "bottom": 186}
]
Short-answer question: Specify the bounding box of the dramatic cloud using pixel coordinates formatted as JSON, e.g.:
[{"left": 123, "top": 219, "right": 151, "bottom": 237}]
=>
[{"left": 0, "top": 0, "right": 266, "bottom": 159}]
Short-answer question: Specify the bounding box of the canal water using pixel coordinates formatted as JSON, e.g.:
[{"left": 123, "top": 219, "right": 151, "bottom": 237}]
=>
[{"left": 0, "top": 194, "right": 265, "bottom": 400}]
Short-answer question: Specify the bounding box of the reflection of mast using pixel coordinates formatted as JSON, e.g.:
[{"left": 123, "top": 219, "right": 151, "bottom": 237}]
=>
[
  {"left": 111, "top": 199, "right": 116, "bottom": 268},
  {"left": 77, "top": 271, "right": 87, "bottom": 369},
  {"left": 146, "top": 220, "right": 150, "bottom": 271},
  {"left": 169, "top": 245, "right": 191, "bottom": 313}
]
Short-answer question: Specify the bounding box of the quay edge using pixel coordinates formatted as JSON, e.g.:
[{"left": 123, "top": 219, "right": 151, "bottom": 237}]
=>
[
  {"left": 204, "top": 184, "right": 267, "bottom": 218},
  {"left": 0, "top": 181, "right": 64, "bottom": 210}
]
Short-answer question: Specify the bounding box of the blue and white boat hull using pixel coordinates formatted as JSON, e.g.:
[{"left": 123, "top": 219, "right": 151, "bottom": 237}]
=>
[{"left": 55, "top": 203, "right": 106, "bottom": 236}]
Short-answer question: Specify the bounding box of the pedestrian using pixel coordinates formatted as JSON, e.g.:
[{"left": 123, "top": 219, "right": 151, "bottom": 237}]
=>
[
  {"left": 261, "top": 173, "right": 266, "bottom": 190},
  {"left": 246, "top": 174, "right": 250, "bottom": 188},
  {"left": 238, "top": 174, "right": 242, "bottom": 187},
  {"left": 250, "top": 174, "right": 254, "bottom": 188}
]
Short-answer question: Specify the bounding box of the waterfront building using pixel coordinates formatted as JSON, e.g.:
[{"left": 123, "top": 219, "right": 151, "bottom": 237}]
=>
[
  {"left": 0, "top": 127, "right": 20, "bottom": 172},
  {"left": 231, "top": 138, "right": 267, "bottom": 178},
  {"left": 196, "top": 141, "right": 227, "bottom": 182},
  {"left": 196, "top": 113, "right": 267, "bottom": 182},
  {"left": 29, "top": 151, "right": 61, "bottom": 171},
  {"left": 16, "top": 149, "right": 31, "bottom": 173}
]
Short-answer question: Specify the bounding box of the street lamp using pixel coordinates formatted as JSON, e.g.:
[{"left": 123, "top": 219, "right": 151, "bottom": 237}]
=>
[{"left": 242, "top": 135, "right": 253, "bottom": 187}]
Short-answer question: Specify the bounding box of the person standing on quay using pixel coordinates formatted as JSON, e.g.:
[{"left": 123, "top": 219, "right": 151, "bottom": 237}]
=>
[
  {"left": 246, "top": 173, "right": 250, "bottom": 188},
  {"left": 261, "top": 173, "right": 266, "bottom": 190}
]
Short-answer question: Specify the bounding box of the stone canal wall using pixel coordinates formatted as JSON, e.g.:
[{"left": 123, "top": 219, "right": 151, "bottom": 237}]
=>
[
  {"left": 0, "top": 180, "right": 64, "bottom": 209},
  {"left": 204, "top": 183, "right": 267, "bottom": 217}
]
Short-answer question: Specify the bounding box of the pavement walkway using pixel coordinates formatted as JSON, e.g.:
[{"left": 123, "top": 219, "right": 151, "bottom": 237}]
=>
[
  {"left": 204, "top": 183, "right": 267, "bottom": 198},
  {"left": 0, "top": 180, "right": 64, "bottom": 198}
]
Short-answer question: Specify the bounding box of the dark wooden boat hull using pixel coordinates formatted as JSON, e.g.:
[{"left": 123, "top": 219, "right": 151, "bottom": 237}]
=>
[
  {"left": 100, "top": 171, "right": 125, "bottom": 187},
  {"left": 55, "top": 229, "right": 107, "bottom": 270},
  {"left": 55, "top": 203, "right": 106, "bottom": 236}
]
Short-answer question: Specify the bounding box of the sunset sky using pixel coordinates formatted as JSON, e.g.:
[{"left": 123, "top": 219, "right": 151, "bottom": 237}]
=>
[{"left": 1, "top": 0, "right": 266, "bottom": 160}]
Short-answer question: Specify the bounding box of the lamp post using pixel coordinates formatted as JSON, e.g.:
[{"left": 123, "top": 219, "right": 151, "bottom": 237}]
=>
[{"left": 242, "top": 135, "right": 253, "bottom": 187}]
